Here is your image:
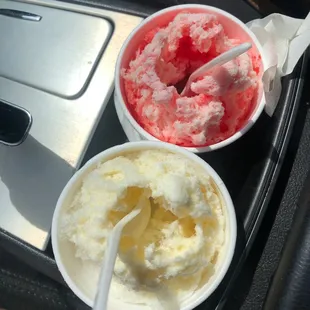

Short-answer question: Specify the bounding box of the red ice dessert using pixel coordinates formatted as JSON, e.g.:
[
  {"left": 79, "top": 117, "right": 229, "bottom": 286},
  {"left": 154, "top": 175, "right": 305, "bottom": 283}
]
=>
[{"left": 122, "top": 12, "right": 261, "bottom": 147}]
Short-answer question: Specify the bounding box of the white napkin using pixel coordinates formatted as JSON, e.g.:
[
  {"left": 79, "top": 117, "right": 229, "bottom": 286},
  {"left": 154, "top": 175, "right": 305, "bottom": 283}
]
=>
[{"left": 247, "top": 12, "right": 310, "bottom": 116}]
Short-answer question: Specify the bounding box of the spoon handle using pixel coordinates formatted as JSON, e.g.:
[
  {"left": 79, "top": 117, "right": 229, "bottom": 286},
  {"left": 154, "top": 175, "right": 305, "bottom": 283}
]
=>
[
  {"left": 93, "top": 227, "right": 123, "bottom": 310},
  {"left": 181, "top": 42, "right": 252, "bottom": 96},
  {"left": 93, "top": 208, "right": 141, "bottom": 310},
  {"left": 190, "top": 42, "right": 252, "bottom": 81}
]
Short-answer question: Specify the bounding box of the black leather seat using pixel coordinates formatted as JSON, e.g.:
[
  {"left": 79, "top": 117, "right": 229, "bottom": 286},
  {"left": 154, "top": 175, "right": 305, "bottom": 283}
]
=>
[{"left": 264, "top": 171, "right": 310, "bottom": 310}]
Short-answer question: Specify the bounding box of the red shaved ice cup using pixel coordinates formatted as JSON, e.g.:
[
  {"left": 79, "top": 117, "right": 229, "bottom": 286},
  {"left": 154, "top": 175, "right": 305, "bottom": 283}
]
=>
[{"left": 114, "top": 4, "right": 267, "bottom": 153}]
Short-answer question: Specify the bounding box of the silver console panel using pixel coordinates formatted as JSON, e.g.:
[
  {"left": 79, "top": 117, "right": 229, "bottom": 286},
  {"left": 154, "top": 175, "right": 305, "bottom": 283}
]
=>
[{"left": 0, "top": 0, "right": 142, "bottom": 250}]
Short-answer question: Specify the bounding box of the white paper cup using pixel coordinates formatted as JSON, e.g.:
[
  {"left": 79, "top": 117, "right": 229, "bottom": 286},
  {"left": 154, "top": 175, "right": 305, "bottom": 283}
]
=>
[
  {"left": 114, "top": 4, "right": 267, "bottom": 153},
  {"left": 52, "top": 141, "right": 237, "bottom": 310}
]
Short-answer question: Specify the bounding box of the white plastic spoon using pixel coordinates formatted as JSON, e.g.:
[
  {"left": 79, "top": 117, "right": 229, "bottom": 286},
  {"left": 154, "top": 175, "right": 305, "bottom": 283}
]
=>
[
  {"left": 181, "top": 42, "right": 252, "bottom": 96},
  {"left": 93, "top": 196, "right": 151, "bottom": 310}
]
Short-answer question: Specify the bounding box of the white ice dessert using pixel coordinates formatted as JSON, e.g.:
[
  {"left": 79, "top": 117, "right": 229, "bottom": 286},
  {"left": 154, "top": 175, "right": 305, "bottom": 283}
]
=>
[{"left": 59, "top": 148, "right": 226, "bottom": 308}]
